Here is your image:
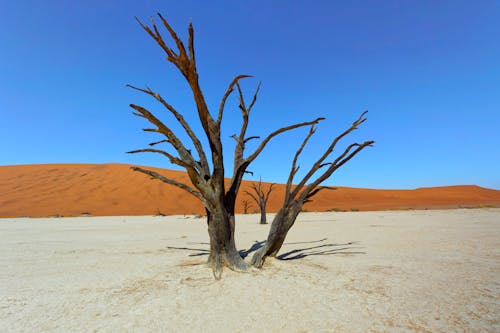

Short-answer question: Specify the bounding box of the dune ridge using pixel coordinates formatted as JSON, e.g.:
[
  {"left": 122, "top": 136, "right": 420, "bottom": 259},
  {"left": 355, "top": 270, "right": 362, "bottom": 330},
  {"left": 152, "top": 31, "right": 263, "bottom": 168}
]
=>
[{"left": 1, "top": 163, "right": 499, "bottom": 218}]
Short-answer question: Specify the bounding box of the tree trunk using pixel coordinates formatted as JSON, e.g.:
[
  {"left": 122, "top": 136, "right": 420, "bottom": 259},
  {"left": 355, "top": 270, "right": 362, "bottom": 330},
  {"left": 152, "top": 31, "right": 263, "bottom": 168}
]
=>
[
  {"left": 250, "top": 204, "right": 301, "bottom": 267},
  {"left": 259, "top": 202, "right": 267, "bottom": 224},
  {"left": 206, "top": 204, "right": 250, "bottom": 279}
]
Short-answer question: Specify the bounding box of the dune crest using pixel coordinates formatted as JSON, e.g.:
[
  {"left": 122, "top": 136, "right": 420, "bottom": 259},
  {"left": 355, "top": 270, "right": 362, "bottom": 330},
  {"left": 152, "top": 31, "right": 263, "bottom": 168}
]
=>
[{"left": 1, "top": 163, "right": 499, "bottom": 218}]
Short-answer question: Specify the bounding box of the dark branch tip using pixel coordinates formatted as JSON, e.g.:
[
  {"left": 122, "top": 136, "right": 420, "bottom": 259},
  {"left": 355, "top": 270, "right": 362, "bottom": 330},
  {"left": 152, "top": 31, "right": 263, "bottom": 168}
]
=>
[
  {"left": 238, "top": 74, "right": 253, "bottom": 80},
  {"left": 134, "top": 16, "right": 144, "bottom": 26}
]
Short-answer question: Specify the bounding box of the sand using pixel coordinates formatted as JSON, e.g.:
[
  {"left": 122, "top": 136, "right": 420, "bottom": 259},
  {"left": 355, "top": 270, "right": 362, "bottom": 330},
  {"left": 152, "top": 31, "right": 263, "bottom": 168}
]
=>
[
  {"left": 1, "top": 163, "right": 499, "bottom": 217},
  {"left": 1, "top": 209, "right": 499, "bottom": 332}
]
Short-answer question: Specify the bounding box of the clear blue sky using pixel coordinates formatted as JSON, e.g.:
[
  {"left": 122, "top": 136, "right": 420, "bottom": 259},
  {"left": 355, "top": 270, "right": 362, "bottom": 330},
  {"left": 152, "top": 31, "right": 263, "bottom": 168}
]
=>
[{"left": 1, "top": 1, "right": 499, "bottom": 189}]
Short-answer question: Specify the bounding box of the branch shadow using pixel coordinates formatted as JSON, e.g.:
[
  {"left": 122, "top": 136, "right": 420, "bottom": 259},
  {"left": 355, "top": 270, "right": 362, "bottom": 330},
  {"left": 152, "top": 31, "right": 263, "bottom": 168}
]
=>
[
  {"left": 166, "top": 241, "right": 266, "bottom": 259},
  {"left": 277, "top": 241, "right": 365, "bottom": 260},
  {"left": 284, "top": 237, "right": 328, "bottom": 245},
  {"left": 239, "top": 240, "right": 266, "bottom": 259},
  {"left": 166, "top": 246, "right": 209, "bottom": 257},
  {"left": 165, "top": 239, "right": 364, "bottom": 261}
]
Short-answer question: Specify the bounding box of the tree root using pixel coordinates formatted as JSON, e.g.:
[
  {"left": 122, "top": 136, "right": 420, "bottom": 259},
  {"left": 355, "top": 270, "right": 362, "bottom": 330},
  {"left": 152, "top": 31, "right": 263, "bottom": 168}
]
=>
[
  {"left": 207, "top": 251, "right": 251, "bottom": 280},
  {"left": 250, "top": 246, "right": 268, "bottom": 268}
]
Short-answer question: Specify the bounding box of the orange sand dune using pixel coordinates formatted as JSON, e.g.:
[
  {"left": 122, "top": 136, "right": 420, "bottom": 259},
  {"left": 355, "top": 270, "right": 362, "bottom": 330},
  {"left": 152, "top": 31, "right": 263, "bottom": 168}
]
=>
[{"left": 1, "top": 163, "right": 499, "bottom": 217}]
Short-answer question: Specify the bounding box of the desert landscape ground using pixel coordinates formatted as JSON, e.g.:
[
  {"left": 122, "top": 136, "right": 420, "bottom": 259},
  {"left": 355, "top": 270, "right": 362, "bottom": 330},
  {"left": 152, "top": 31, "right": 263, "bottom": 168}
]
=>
[
  {"left": 1, "top": 163, "right": 499, "bottom": 218},
  {"left": 1, "top": 209, "right": 499, "bottom": 332},
  {"left": 3, "top": 1, "right": 499, "bottom": 332},
  {"left": 2, "top": 163, "right": 500, "bottom": 332}
]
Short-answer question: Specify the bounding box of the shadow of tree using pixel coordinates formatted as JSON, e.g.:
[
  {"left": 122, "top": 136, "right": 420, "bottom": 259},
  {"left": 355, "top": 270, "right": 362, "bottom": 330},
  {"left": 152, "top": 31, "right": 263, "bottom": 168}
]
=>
[
  {"left": 167, "top": 240, "right": 267, "bottom": 258},
  {"left": 277, "top": 241, "right": 365, "bottom": 260},
  {"left": 166, "top": 238, "right": 365, "bottom": 260},
  {"left": 166, "top": 246, "right": 209, "bottom": 257},
  {"left": 285, "top": 238, "right": 328, "bottom": 245},
  {"left": 239, "top": 240, "right": 266, "bottom": 258}
]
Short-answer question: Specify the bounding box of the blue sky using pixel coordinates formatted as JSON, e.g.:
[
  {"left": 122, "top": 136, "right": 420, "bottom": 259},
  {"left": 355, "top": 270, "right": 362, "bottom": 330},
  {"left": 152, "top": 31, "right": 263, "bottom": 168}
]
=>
[{"left": 1, "top": 1, "right": 499, "bottom": 189}]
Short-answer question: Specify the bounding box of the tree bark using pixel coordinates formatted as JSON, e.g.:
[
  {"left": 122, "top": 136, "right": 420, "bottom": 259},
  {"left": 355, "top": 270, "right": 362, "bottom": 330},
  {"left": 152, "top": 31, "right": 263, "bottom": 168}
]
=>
[
  {"left": 259, "top": 204, "right": 267, "bottom": 224},
  {"left": 250, "top": 203, "right": 301, "bottom": 267},
  {"left": 206, "top": 203, "right": 250, "bottom": 279}
]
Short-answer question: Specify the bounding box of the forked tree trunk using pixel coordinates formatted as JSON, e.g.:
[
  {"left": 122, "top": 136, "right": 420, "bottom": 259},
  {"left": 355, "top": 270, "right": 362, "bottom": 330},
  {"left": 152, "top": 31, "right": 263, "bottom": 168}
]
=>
[
  {"left": 250, "top": 203, "right": 301, "bottom": 267},
  {"left": 129, "top": 14, "right": 325, "bottom": 278}
]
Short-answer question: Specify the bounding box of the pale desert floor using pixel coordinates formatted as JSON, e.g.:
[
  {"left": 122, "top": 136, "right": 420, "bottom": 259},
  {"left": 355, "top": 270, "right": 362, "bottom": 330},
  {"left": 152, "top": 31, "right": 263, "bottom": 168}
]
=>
[{"left": 1, "top": 209, "right": 499, "bottom": 332}]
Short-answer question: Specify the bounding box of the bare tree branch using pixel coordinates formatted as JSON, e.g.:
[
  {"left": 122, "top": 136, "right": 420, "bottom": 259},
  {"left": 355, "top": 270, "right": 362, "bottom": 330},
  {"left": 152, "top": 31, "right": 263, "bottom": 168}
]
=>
[
  {"left": 127, "top": 84, "right": 209, "bottom": 174},
  {"left": 157, "top": 13, "right": 188, "bottom": 61},
  {"left": 314, "top": 141, "right": 373, "bottom": 185},
  {"left": 285, "top": 125, "right": 316, "bottom": 202},
  {"left": 230, "top": 81, "right": 263, "bottom": 173},
  {"left": 247, "top": 82, "right": 262, "bottom": 113},
  {"left": 291, "top": 111, "right": 368, "bottom": 199},
  {"left": 217, "top": 75, "right": 252, "bottom": 124},
  {"left": 132, "top": 111, "right": 145, "bottom": 118},
  {"left": 129, "top": 104, "right": 201, "bottom": 179},
  {"left": 127, "top": 148, "right": 191, "bottom": 169},
  {"left": 300, "top": 140, "right": 374, "bottom": 203},
  {"left": 236, "top": 82, "right": 247, "bottom": 112},
  {"left": 135, "top": 14, "right": 220, "bottom": 179},
  {"left": 135, "top": 17, "right": 177, "bottom": 60},
  {"left": 265, "top": 183, "right": 276, "bottom": 201},
  {"left": 188, "top": 22, "right": 196, "bottom": 65},
  {"left": 250, "top": 112, "right": 373, "bottom": 267},
  {"left": 225, "top": 117, "right": 325, "bottom": 205},
  {"left": 304, "top": 186, "right": 336, "bottom": 203},
  {"left": 131, "top": 166, "right": 208, "bottom": 206},
  {"left": 244, "top": 189, "right": 260, "bottom": 205},
  {"left": 142, "top": 128, "right": 160, "bottom": 133},
  {"left": 246, "top": 117, "right": 325, "bottom": 164},
  {"left": 149, "top": 139, "right": 169, "bottom": 147},
  {"left": 230, "top": 80, "right": 263, "bottom": 182},
  {"left": 244, "top": 136, "right": 260, "bottom": 143}
]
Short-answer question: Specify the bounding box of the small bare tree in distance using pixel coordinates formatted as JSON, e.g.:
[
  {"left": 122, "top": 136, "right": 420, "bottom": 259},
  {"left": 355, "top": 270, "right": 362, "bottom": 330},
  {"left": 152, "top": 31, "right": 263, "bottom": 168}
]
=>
[
  {"left": 251, "top": 112, "right": 374, "bottom": 267},
  {"left": 245, "top": 179, "right": 275, "bottom": 224},
  {"left": 241, "top": 199, "right": 252, "bottom": 214},
  {"left": 127, "top": 14, "right": 323, "bottom": 279}
]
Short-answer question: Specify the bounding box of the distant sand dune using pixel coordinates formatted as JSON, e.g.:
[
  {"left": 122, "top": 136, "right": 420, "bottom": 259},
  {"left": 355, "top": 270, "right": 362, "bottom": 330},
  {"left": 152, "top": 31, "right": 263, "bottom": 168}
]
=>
[{"left": 1, "top": 163, "right": 499, "bottom": 217}]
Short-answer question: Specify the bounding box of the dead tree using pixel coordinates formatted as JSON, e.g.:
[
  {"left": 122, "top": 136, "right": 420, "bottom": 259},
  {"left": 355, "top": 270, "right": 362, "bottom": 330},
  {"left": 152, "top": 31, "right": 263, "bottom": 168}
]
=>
[
  {"left": 127, "top": 14, "right": 323, "bottom": 279},
  {"left": 241, "top": 199, "right": 252, "bottom": 214},
  {"left": 245, "top": 179, "right": 275, "bottom": 224},
  {"left": 251, "top": 112, "right": 374, "bottom": 267}
]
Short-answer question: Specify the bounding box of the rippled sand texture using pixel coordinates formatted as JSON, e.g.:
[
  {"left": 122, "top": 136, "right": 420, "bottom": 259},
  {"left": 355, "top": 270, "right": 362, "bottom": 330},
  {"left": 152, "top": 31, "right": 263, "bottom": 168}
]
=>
[{"left": 1, "top": 209, "right": 499, "bottom": 332}]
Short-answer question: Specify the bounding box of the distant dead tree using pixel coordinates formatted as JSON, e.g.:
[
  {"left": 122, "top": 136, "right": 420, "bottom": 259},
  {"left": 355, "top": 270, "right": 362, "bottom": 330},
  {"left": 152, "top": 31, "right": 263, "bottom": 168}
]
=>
[
  {"left": 241, "top": 199, "right": 252, "bottom": 214},
  {"left": 127, "top": 14, "right": 322, "bottom": 279},
  {"left": 251, "top": 112, "right": 374, "bottom": 267},
  {"left": 245, "top": 179, "right": 275, "bottom": 224}
]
